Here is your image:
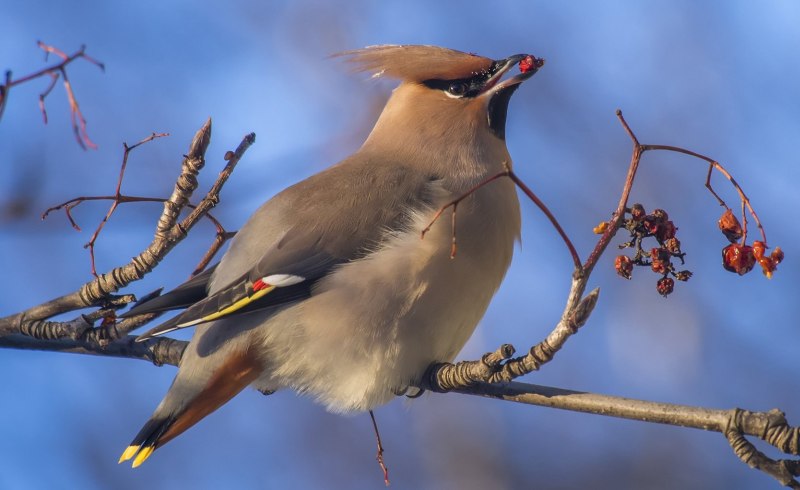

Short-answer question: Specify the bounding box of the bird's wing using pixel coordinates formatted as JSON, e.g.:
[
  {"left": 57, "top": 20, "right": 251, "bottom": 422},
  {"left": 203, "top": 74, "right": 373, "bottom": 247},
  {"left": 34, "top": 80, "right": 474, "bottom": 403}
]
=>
[
  {"left": 122, "top": 265, "right": 218, "bottom": 318},
  {"left": 134, "top": 241, "right": 339, "bottom": 341},
  {"left": 132, "top": 157, "right": 442, "bottom": 341}
]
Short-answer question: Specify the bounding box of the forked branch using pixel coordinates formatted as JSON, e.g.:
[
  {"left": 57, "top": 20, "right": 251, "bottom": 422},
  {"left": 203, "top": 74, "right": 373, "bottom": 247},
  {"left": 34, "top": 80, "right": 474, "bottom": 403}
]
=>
[
  {"left": 0, "top": 41, "right": 105, "bottom": 149},
  {"left": 0, "top": 120, "right": 255, "bottom": 343}
]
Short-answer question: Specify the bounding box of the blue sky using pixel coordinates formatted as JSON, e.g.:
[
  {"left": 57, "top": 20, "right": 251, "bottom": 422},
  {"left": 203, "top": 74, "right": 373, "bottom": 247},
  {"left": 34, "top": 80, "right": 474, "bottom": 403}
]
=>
[{"left": 1, "top": 2, "right": 799, "bottom": 489}]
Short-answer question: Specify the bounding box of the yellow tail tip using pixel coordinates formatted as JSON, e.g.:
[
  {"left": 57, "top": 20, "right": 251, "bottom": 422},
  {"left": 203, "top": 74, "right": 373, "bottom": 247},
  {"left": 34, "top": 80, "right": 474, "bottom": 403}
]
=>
[
  {"left": 131, "top": 446, "right": 155, "bottom": 468},
  {"left": 118, "top": 445, "right": 139, "bottom": 464}
]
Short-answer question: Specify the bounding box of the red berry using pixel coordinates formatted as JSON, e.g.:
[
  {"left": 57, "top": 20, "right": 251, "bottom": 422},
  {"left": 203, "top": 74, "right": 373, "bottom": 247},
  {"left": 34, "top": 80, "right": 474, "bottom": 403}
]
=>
[
  {"left": 652, "top": 209, "right": 669, "bottom": 221},
  {"left": 649, "top": 248, "right": 668, "bottom": 274},
  {"left": 718, "top": 209, "right": 743, "bottom": 243},
  {"left": 664, "top": 237, "right": 681, "bottom": 254},
  {"left": 519, "top": 55, "right": 538, "bottom": 73},
  {"left": 651, "top": 259, "right": 667, "bottom": 274},
  {"left": 643, "top": 216, "right": 660, "bottom": 234},
  {"left": 722, "top": 243, "right": 755, "bottom": 275},
  {"left": 771, "top": 247, "right": 784, "bottom": 265},
  {"left": 656, "top": 277, "right": 675, "bottom": 297},
  {"left": 752, "top": 240, "right": 766, "bottom": 260},
  {"left": 630, "top": 203, "right": 646, "bottom": 221},
  {"left": 615, "top": 255, "right": 633, "bottom": 280},
  {"left": 656, "top": 220, "right": 677, "bottom": 242},
  {"left": 758, "top": 257, "right": 777, "bottom": 279}
]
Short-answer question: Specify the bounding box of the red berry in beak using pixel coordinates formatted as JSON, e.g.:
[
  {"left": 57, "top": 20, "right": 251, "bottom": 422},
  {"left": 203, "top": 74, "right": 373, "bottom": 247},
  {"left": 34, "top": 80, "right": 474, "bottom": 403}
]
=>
[{"left": 519, "top": 55, "right": 539, "bottom": 73}]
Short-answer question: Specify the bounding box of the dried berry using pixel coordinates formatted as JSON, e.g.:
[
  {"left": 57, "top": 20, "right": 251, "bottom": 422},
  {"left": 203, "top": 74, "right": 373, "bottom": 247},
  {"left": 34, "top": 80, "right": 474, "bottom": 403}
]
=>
[
  {"left": 650, "top": 248, "right": 669, "bottom": 274},
  {"left": 758, "top": 257, "right": 777, "bottom": 279},
  {"left": 630, "top": 203, "right": 646, "bottom": 221},
  {"left": 615, "top": 255, "right": 633, "bottom": 279},
  {"left": 650, "top": 247, "right": 669, "bottom": 261},
  {"left": 718, "top": 209, "right": 743, "bottom": 243},
  {"left": 722, "top": 243, "right": 755, "bottom": 275},
  {"left": 656, "top": 277, "right": 675, "bottom": 297},
  {"left": 652, "top": 209, "right": 669, "bottom": 221},
  {"left": 643, "top": 216, "right": 660, "bottom": 235},
  {"left": 771, "top": 247, "right": 784, "bottom": 265},
  {"left": 656, "top": 220, "right": 677, "bottom": 242},
  {"left": 752, "top": 240, "right": 766, "bottom": 260},
  {"left": 674, "top": 270, "right": 693, "bottom": 281},
  {"left": 664, "top": 237, "right": 682, "bottom": 254}
]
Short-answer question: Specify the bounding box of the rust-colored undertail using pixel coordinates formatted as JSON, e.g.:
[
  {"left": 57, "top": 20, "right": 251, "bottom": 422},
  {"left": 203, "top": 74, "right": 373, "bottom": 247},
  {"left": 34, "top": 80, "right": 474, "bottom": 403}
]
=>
[{"left": 119, "top": 350, "right": 262, "bottom": 467}]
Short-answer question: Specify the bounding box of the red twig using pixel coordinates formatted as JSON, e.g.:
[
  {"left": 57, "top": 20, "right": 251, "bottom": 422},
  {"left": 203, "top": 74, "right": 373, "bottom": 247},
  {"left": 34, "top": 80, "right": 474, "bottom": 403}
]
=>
[
  {"left": 507, "top": 168, "right": 581, "bottom": 269},
  {"left": 587, "top": 110, "right": 770, "bottom": 278},
  {"left": 85, "top": 133, "right": 169, "bottom": 274},
  {"left": 642, "top": 144, "right": 767, "bottom": 246},
  {"left": 43, "top": 194, "right": 228, "bottom": 278},
  {"left": 422, "top": 162, "right": 581, "bottom": 268},
  {"left": 421, "top": 168, "right": 510, "bottom": 258},
  {"left": 369, "top": 410, "right": 390, "bottom": 486},
  {"left": 42, "top": 130, "right": 252, "bottom": 278},
  {"left": 582, "top": 111, "right": 644, "bottom": 273},
  {"left": 0, "top": 41, "right": 104, "bottom": 149},
  {"left": 42, "top": 132, "right": 171, "bottom": 276},
  {"left": 191, "top": 230, "right": 236, "bottom": 278}
]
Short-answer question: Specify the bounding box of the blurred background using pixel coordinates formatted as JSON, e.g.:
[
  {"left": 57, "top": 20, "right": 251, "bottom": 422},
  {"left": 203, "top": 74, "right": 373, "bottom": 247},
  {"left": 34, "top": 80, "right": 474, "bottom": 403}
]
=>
[{"left": 1, "top": 1, "right": 798, "bottom": 488}]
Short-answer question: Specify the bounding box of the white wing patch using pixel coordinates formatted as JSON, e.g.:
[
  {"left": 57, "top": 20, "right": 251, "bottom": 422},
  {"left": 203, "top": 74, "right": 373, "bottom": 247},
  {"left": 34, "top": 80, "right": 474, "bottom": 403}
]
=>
[{"left": 261, "top": 274, "right": 305, "bottom": 288}]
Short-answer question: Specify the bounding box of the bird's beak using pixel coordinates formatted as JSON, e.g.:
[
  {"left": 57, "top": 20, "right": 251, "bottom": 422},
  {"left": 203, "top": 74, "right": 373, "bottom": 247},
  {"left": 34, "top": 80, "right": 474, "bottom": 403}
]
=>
[{"left": 480, "top": 54, "right": 544, "bottom": 97}]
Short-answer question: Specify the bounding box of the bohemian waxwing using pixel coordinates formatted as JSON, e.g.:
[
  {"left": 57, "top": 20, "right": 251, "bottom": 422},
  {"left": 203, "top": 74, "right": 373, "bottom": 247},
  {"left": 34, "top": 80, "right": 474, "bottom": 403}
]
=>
[{"left": 119, "top": 44, "right": 542, "bottom": 467}]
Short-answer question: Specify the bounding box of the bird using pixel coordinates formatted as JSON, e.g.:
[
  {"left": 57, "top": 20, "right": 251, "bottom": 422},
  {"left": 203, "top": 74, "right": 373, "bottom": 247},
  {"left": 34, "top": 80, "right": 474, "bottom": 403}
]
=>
[{"left": 118, "top": 44, "right": 542, "bottom": 467}]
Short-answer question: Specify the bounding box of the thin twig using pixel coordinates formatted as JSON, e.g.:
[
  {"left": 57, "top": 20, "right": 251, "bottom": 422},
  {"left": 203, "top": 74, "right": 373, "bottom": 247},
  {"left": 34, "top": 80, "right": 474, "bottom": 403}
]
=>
[
  {"left": 38, "top": 71, "right": 58, "bottom": 124},
  {"left": 191, "top": 230, "right": 236, "bottom": 278},
  {"left": 369, "top": 410, "right": 390, "bottom": 486},
  {"left": 84, "top": 133, "right": 169, "bottom": 274},
  {"left": 0, "top": 71, "right": 11, "bottom": 121},
  {"left": 420, "top": 168, "right": 509, "bottom": 258},
  {"left": 507, "top": 168, "right": 581, "bottom": 269},
  {"left": 0, "top": 120, "right": 222, "bottom": 335},
  {"left": 642, "top": 144, "right": 767, "bottom": 245},
  {"left": 421, "top": 162, "right": 581, "bottom": 267},
  {"left": 0, "top": 42, "right": 104, "bottom": 148}
]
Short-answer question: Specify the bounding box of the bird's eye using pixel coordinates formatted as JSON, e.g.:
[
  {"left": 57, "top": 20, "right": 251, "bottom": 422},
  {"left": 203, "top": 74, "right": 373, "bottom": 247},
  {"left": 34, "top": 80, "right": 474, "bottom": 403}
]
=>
[{"left": 447, "top": 82, "right": 469, "bottom": 97}]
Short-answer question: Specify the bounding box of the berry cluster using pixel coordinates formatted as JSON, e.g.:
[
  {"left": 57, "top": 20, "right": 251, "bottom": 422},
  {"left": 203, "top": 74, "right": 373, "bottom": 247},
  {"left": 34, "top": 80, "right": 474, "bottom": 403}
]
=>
[
  {"left": 718, "top": 209, "right": 783, "bottom": 278},
  {"left": 605, "top": 204, "right": 692, "bottom": 297}
]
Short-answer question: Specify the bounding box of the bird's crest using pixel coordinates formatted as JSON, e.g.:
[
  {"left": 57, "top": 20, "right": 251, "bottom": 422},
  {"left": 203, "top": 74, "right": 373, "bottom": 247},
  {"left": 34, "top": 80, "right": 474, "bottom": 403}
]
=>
[{"left": 336, "top": 45, "right": 493, "bottom": 82}]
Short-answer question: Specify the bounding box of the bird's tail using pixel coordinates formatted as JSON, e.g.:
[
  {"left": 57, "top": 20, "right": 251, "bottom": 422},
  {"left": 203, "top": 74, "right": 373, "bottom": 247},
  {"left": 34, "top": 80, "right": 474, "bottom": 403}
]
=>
[{"left": 118, "top": 349, "right": 262, "bottom": 467}]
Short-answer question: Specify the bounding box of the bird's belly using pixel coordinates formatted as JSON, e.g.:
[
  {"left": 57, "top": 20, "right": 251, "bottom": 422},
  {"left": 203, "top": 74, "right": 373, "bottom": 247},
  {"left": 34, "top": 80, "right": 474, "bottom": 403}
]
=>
[{"left": 258, "top": 189, "right": 520, "bottom": 412}]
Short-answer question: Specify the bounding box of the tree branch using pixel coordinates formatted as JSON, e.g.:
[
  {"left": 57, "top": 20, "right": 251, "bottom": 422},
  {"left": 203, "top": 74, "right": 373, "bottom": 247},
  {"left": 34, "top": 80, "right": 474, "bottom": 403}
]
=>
[
  {"left": 0, "top": 114, "right": 792, "bottom": 487},
  {"left": 0, "top": 334, "right": 186, "bottom": 367},
  {"left": 0, "top": 41, "right": 105, "bottom": 149},
  {"left": 0, "top": 121, "right": 255, "bottom": 343}
]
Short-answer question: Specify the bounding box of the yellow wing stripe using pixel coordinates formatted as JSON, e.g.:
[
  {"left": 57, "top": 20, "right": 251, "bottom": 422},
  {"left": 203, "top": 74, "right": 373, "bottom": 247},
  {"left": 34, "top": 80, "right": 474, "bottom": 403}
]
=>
[{"left": 176, "top": 285, "right": 276, "bottom": 328}]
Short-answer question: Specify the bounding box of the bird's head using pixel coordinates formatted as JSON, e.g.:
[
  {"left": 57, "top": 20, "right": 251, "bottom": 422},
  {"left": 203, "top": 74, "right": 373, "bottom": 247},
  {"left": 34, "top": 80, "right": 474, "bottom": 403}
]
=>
[{"left": 339, "top": 45, "right": 543, "bottom": 153}]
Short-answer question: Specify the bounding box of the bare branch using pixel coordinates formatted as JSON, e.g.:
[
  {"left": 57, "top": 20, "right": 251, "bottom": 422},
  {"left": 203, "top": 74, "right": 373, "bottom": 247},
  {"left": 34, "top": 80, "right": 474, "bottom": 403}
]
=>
[
  {"left": 0, "top": 42, "right": 105, "bottom": 148},
  {"left": 0, "top": 120, "right": 236, "bottom": 337},
  {"left": 0, "top": 334, "right": 186, "bottom": 367}
]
